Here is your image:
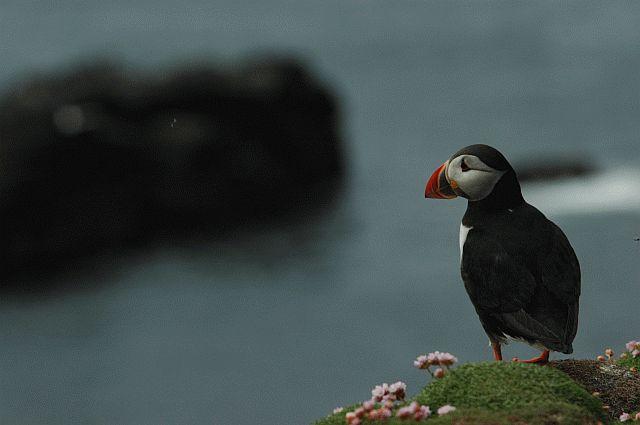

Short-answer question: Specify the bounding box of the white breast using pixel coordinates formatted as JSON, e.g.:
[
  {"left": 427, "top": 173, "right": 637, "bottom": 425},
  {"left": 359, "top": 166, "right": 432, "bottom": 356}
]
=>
[{"left": 459, "top": 224, "right": 473, "bottom": 262}]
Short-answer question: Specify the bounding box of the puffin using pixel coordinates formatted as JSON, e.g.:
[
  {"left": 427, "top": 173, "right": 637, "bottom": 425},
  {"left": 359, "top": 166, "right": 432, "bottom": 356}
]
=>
[{"left": 425, "top": 144, "right": 580, "bottom": 364}]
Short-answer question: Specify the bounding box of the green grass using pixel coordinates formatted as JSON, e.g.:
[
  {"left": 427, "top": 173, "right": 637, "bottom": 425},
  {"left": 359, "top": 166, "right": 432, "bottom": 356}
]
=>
[
  {"left": 314, "top": 362, "right": 607, "bottom": 425},
  {"left": 424, "top": 403, "right": 599, "bottom": 424},
  {"left": 415, "top": 362, "right": 604, "bottom": 420}
]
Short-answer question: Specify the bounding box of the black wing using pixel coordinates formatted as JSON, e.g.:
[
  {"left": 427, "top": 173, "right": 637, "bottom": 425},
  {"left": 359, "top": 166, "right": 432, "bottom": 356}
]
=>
[
  {"left": 462, "top": 223, "right": 579, "bottom": 353},
  {"left": 538, "top": 222, "right": 581, "bottom": 346}
]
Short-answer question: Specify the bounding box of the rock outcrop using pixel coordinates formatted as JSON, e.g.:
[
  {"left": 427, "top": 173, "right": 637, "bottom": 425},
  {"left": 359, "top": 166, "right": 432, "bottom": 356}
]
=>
[
  {"left": 551, "top": 359, "right": 640, "bottom": 421},
  {"left": 0, "top": 58, "right": 344, "bottom": 281}
]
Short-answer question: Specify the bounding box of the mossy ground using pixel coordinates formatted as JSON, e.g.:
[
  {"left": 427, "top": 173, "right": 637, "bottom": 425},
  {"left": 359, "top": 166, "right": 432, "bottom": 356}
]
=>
[
  {"left": 415, "top": 362, "right": 604, "bottom": 420},
  {"left": 315, "top": 362, "right": 606, "bottom": 425}
]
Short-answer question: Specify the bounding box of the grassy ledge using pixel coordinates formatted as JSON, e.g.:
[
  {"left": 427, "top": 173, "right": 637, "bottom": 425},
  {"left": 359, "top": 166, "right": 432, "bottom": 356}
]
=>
[
  {"left": 315, "top": 362, "right": 606, "bottom": 425},
  {"left": 415, "top": 362, "right": 605, "bottom": 423}
]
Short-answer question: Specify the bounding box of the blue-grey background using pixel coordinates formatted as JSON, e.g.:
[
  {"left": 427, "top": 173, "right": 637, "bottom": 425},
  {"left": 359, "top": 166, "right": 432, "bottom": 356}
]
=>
[{"left": 1, "top": 1, "right": 639, "bottom": 424}]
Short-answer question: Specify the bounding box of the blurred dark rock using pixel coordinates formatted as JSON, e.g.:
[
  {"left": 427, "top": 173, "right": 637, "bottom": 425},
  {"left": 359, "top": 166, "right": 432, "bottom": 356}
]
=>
[
  {"left": 0, "top": 58, "right": 344, "bottom": 281},
  {"left": 515, "top": 157, "right": 595, "bottom": 182}
]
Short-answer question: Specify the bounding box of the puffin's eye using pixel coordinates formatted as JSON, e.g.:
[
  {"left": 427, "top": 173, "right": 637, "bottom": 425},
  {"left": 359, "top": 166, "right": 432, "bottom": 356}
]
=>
[{"left": 461, "top": 158, "right": 470, "bottom": 172}]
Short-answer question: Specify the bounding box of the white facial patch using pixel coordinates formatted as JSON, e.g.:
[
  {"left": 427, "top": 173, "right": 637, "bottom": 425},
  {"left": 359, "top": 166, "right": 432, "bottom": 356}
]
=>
[{"left": 446, "top": 155, "right": 506, "bottom": 201}]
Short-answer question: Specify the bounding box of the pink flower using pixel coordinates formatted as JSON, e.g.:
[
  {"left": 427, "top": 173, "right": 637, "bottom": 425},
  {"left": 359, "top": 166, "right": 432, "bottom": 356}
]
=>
[
  {"left": 414, "top": 355, "right": 429, "bottom": 369},
  {"left": 397, "top": 402, "right": 431, "bottom": 421},
  {"left": 368, "top": 407, "right": 392, "bottom": 420},
  {"left": 371, "top": 383, "right": 389, "bottom": 401},
  {"left": 635, "top": 412, "right": 640, "bottom": 420},
  {"left": 389, "top": 381, "right": 407, "bottom": 400},
  {"left": 625, "top": 340, "right": 640, "bottom": 357},
  {"left": 353, "top": 407, "right": 365, "bottom": 418},
  {"left": 345, "top": 411, "right": 360, "bottom": 425},
  {"left": 605, "top": 348, "right": 614, "bottom": 358},
  {"left": 437, "top": 405, "right": 457, "bottom": 415},
  {"left": 333, "top": 407, "right": 344, "bottom": 414},
  {"left": 379, "top": 407, "right": 392, "bottom": 419},
  {"left": 416, "top": 351, "right": 458, "bottom": 374},
  {"left": 414, "top": 405, "right": 432, "bottom": 420},
  {"left": 382, "top": 399, "right": 394, "bottom": 408},
  {"left": 396, "top": 402, "right": 418, "bottom": 419},
  {"left": 619, "top": 412, "right": 631, "bottom": 422},
  {"left": 434, "top": 368, "right": 445, "bottom": 379},
  {"left": 437, "top": 352, "right": 458, "bottom": 366},
  {"left": 421, "top": 351, "right": 459, "bottom": 367},
  {"left": 362, "top": 400, "right": 375, "bottom": 411}
]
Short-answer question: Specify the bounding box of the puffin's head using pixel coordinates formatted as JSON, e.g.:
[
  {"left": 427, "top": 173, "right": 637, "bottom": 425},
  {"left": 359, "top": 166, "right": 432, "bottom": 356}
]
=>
[{"left": 425, "top": 144, "right": 517, "bottom": 202}]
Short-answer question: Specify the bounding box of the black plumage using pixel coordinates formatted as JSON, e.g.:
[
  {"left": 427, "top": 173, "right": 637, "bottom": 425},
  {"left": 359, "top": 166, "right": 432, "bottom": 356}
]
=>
[{"left": 458, "top": 147, "right": 580, "bottom": 354}]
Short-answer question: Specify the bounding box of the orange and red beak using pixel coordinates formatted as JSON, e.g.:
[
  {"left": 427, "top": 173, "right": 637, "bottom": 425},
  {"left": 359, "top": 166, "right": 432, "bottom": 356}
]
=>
[{"left": 425, "top": 161, "right": 457, "bottom": 199}]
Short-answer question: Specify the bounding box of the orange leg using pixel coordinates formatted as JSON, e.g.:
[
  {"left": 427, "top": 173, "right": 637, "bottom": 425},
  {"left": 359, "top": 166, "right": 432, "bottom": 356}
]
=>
[
  {"left": 491, "top": 342, "right": 502, "bottom": 361},
  {"left": 512, "top": 350, "right": 550, "bottom": 365}
]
